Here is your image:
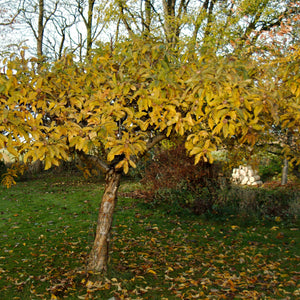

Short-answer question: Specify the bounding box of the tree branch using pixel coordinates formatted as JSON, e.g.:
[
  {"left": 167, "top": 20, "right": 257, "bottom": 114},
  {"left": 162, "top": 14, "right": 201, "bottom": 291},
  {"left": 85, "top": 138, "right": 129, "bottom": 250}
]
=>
[
  {"left": 0, "top": 9, "right": 21, "bottom": 26},
  {"left": 146, "top": 134, "right": 166, "bottom": 151},
  {"left": 118, "top": 0, "right": 135, "bottom": 37},
  {"left": 77, "top": 151, "right": 110, "bottom": 174},
  {"left": 192, "top": 0, "right": 209, "bottom": 41}
]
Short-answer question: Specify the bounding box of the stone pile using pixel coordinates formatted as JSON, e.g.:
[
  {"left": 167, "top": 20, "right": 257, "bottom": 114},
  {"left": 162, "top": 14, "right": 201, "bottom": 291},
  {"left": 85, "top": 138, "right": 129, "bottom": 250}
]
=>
[{"left": 232, "top": 165, "right": 263, "bottom": 186}]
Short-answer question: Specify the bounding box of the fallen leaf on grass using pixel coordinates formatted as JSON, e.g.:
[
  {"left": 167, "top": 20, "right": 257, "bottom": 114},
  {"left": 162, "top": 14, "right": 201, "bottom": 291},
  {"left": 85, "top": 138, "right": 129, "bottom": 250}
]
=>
[
  {"left": 271, "top": 226, "right": 279, "bottom": 231},
  {"left": 147, "top": 269, "right": 157, "bottom": 275}
]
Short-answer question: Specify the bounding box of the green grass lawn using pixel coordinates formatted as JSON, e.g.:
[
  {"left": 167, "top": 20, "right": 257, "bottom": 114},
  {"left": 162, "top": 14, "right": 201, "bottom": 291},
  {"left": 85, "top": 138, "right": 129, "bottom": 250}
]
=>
[{"left": 0, "top": 173, "right": 299, "bottom": 299}]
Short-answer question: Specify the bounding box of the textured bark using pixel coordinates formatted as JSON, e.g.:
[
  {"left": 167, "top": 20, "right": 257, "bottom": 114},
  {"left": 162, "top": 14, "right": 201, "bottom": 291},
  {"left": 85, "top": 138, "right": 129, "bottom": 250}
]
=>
[
  {"left": 87, "top": 168, "right": 121, "bottom": 272},
  {"left": 162, "top": 0, "right": 177, "bottom": 44}
]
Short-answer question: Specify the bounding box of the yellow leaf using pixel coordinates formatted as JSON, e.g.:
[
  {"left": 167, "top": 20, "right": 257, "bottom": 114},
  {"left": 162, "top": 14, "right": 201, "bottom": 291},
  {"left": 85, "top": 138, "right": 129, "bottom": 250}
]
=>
[
  {"left": 254, "top": 105, "right": 263, "bottom": 117},
  {"left": 271, "top": 226, "right": 279, "bottom": 231},
  {"left": 129, "top": 159, "right": 136, "bottom": 168},
  {"left": 115, "top": 160, "right": 124, "bottom": 170},
  {"left": 275, "top": 216, "right": 281, "bottom": 222},
  {"left": 185, "top": 113, "right": 194, "bottom": 126},
  {"left": 86, "top": 280, "right": 94, "bottom": 288},
  {"left": 44, "top": 157, "right": 52, "bottom": 170},
  {"left": 7, "top": 146, "right": 19, "bottom": 158},
  {"left": 194, "top": 153, "right": 202, "bottom": 165},
  {"left": 228, "top": 123, "right": 235, "bottom": 136},
  {"left": 244, "top": 99, "right": 252, "bottom": 111},
  {"left": 189, "top": 147, "right": 202, "bottom": 156},
  {"left": 166, "top": 126, "right": 172, "bottom": 137},
  {"left": 123, "top": 160, "right": 129, "bottom": 174},
  {"left": 147, "top": 269, "right": 157, "bottom": 275},
  {"left": 203, "top": 139, "right": 210, "bottom": 149},
  {"left": 208, "top": 118, "right": 214, "bottom": 130},
  {"left": 222, "top": 123, "right": 229, "bottom": 138},
  {"left": 212, "top": 123, "right": 223, "bottom": 135},
  {"left": 290, "top": 83, "right": 297, "bottom": 95}
]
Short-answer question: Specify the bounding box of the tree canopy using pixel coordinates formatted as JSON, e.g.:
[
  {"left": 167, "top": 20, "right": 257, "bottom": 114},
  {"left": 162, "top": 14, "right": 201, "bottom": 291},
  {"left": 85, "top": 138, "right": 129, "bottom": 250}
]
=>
[{"left": 0, "top": 38, "right": 299, "bottom": 189}]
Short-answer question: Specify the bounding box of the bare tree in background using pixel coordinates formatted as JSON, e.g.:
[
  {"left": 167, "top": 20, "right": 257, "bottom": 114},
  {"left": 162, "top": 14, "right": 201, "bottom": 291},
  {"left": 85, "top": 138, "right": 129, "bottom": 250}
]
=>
[
  {"left": 112, "top": 0, "right": 299, "bottom": 55},
  {"left": 45, "top": 1, "right": 79, "bottom": 59},
  {"left": 0, "top": 0, "right": 24, "bottom": 57},
  {"left": 20, "top": 0, "right": 60, "bottom": 59},
  {"left": 75, "top": 0, "right": 111, "bottom": 58}
]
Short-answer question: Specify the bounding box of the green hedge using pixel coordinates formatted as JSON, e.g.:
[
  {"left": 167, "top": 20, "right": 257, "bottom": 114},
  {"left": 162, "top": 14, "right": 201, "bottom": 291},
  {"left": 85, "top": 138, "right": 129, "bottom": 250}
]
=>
[
  {"left": 147, "top": 181, "right": 299, "bottom": 221},
  {"left": 217, "top": 185, "right": 300, "bottom": 220}
]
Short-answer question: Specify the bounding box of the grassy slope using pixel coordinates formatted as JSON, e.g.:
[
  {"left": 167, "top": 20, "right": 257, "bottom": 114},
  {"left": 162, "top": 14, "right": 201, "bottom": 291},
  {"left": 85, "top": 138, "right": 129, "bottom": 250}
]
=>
[{"left": 0, "top": 174, "right": 299, "bottom": 299}]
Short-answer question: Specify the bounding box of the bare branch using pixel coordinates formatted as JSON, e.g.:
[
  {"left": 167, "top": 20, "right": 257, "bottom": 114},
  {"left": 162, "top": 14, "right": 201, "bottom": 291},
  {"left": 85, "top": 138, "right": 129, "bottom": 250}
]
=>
[
  {"left": 0, "top": 9, "right": 21, "bottom": 26},
  {"left": 118, "top": 0, "right": 135, "bottom": 37}
]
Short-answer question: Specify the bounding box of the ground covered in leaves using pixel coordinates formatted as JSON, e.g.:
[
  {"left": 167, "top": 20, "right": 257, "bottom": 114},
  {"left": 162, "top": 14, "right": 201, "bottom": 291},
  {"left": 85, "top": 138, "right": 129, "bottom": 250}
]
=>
[{"left": 0, "top": 174, "right": 299, "bottom": 299}]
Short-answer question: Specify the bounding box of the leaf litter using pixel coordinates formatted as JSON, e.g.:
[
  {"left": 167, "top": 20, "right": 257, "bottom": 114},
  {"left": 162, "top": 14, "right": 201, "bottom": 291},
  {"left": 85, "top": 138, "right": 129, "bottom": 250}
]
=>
[{"left": 0, "top": 176, "right": 299, "bottom": 299}]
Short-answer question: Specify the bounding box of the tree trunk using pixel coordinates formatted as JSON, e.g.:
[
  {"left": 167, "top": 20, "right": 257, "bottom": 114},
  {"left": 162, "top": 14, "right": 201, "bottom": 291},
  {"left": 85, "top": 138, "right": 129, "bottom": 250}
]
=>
[
  {"left": 86, "top": 0, "right": 96, "bottom": 56},
  {"left": 87, "top": 168, "right": 121, "bottom": 272},
  {"left": 162, "top": 0, "right": 176, "bottom": 45},
  {"left": 281, "top": 157, "right": 288, "bottom": 185},
  {"left": 37, "top": 0, "right": 44, "bottom": 59},
  {"left": 144, "top": 0, "right": 151, "bottom": 36}
]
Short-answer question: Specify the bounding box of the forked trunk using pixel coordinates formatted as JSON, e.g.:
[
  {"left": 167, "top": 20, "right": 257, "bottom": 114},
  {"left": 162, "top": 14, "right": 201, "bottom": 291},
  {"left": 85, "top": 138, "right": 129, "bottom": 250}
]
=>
[{"left": 87, "top": 168, "right": 121, "bottom": 272}]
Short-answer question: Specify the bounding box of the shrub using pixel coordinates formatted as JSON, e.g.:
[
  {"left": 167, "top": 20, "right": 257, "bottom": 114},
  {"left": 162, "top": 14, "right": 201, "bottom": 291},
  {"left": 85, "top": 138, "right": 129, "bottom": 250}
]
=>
[
  {"left": 215, "top": 184, "right": 300, "bottom": 221},
  {"left": 0, "top": 160, "right": 7, "bottom": 177},
  {"left": 127, "top": 152, "right": 154, "bottom": 180},
  {"left": 139, "top": 145, "right": 300, "bottom": 221},
  {"left": 140, "top": 144, "right": 228, "bottom": 214},
  {"left": 259, "top": 154, "right": 282, "bottom": 181}
]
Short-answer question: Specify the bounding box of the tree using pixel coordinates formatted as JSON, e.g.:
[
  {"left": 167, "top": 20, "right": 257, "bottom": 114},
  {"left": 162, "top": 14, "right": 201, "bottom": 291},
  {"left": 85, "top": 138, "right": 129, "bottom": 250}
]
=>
[
  {"left": 2, "top": 0, "right": 297, "bottom": 62},
  {"left": 20, "top": 0, "right": 60, "bottom": 59},
  {"left": 1, "top": 36, "right": 299, "bottom": 272},
  {"left": 0, "top": 0, "right": 299, "bottom": 274},
  {"left": 0, "top": 1, "right": 24, "bottom": 58},
  {"left": 108, "top": 0, "right": 299, "bottom": 55},
  {"left": 4, "top": 1, "right": 108, "bottom": 60},
  {"left": 45, "top": 1, "right": 78, "bottom": 60}
]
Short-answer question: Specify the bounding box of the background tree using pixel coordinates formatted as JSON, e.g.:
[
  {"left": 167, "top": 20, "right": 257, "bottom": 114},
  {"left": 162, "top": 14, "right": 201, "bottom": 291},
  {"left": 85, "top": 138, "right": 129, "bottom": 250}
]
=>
[
  {"left": 20, "top": 0, "right": 60, "bottom": 59},
  {"left": 45, "top": 1, "right": 78, "bottom": 59},
  {"left": 76, "top": 0, "right": 96, "bottom": 56},
  {"left": 108, "top": 0, "right": 299, "bottom": 54},
  {"left": 2, "top": 0, "right": 298, "bottom": 60},
  {"left": 0, "top": 0, "right": 111, "bottom": 60},
  {"left": 0, "top": 0, "right": 24, "bottom": 58}
]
